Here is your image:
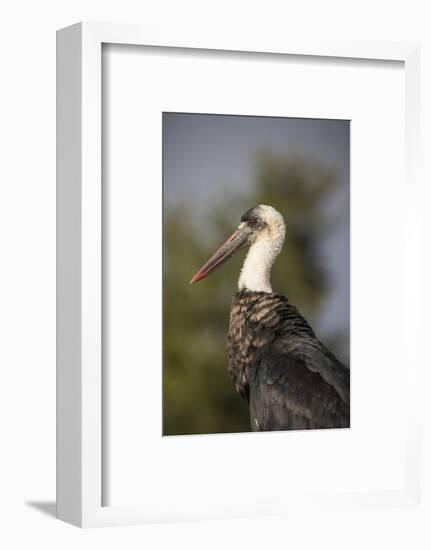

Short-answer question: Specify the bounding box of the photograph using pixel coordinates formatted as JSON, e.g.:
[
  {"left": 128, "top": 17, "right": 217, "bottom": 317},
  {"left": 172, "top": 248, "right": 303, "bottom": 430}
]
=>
[
  {"left": 0, "top": 0, "right": 426, "bottom": 542},
  {"left": 163, "top": 112, "right": 350, "bottom": 436}
]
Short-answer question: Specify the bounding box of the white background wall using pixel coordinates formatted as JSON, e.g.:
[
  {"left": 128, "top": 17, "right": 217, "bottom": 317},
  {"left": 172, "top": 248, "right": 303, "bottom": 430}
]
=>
[{"left": 0, "top": 1, "right": 430, "bottom": 548}]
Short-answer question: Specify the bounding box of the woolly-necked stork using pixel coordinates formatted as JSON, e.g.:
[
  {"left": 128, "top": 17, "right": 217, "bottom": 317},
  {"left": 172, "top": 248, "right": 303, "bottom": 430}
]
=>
[{"left": 190, "top": 205, "right": 350, "bottom": 431}]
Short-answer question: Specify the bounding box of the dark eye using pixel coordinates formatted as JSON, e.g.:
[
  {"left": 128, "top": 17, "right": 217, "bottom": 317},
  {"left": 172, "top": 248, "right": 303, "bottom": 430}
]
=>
[{"left": 248, "top": 218, "right": 257, "bottom": 227}]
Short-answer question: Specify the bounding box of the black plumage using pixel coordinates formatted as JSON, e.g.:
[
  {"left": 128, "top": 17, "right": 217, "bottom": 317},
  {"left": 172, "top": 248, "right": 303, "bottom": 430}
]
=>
[{"left": 227, "top": 290, "right": 350, "bottom": 431}]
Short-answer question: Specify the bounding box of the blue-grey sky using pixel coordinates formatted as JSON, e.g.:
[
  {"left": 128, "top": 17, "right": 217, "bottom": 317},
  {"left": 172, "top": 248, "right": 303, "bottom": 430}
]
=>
[{"left": 163, "top": 112, "right": 350, "bottom": 360}]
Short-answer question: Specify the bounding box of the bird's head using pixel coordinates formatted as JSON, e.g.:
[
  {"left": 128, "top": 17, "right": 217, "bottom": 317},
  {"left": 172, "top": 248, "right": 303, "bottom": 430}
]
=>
[{"left": 190, "top": 205, "right": 286, "bottom": 285}]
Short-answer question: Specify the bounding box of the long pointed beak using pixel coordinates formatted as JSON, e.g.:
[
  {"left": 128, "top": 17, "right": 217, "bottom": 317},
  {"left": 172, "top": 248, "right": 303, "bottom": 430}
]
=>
[{"left": 190, "top": 225, "right": 251, "bottom": 284}]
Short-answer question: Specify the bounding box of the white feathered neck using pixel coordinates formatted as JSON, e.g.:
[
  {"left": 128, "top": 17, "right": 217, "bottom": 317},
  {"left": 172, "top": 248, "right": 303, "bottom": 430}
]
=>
[{"left": 238, "top": 206, "right": 286, "bottom": 293}]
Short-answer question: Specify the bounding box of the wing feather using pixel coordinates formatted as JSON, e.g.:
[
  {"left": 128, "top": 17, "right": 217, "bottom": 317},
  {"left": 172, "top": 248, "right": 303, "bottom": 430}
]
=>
[{"left": 249, "top": 351, "right": 350, "bottom": 431}]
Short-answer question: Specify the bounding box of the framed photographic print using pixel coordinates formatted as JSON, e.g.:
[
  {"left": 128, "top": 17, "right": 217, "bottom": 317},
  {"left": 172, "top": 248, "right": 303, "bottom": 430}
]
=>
[{"left": 57, "top": 22, "right": 421, "bottom": 527}]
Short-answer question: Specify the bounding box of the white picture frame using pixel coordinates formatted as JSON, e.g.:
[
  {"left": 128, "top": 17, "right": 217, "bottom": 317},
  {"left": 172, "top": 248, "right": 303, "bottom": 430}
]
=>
[{"left": 56, "top": 21, "right": 421, "bottom": 527}]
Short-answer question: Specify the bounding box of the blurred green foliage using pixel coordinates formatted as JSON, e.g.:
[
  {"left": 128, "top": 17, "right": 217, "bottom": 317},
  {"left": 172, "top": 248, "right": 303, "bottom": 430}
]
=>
[{"left": 163, "top": 150, "right": 344, "bottom": 435}]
